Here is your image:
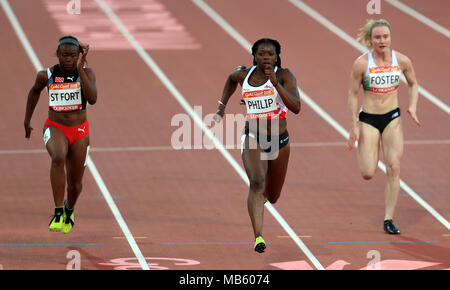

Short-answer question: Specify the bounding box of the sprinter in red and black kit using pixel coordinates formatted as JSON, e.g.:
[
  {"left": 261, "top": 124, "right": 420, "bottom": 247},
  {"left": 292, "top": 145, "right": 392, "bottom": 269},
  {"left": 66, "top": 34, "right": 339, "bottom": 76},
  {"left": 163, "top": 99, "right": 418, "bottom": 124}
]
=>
[{"left": 24, "top": 36, "right": 97, "bottom": 234}]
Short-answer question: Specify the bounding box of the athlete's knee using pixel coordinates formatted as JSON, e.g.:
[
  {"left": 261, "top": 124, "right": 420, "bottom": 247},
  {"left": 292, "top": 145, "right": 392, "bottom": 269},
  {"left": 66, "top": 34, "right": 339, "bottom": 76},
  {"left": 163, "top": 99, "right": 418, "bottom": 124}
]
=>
[
  {"left": 50, "top": 154, "right": 66, "bottom": 167},
  {"left": 362, "top": 174, "right": 373, "bottom": 180},
  {"left": 249, "top": 176, "right": 265, "bottom": 193},
  {"left": 361, "top": 169, "right": 376, "bottom": 180},
  {"left": 268, "top": 193, "right": 280, "bottom": 204},
  {"left": 386, "top": 161, "right": 400, "bottom": 178}
]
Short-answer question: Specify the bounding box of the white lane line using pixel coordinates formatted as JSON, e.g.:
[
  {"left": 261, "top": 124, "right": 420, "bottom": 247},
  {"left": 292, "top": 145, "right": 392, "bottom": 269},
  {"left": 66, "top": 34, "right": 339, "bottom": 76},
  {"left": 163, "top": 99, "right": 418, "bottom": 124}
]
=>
[
  {"left": 0, "top": 0, "right": 150, "bottom": 271},
  {"left": 192, "top": 0, "right": 450, "bottom": 232},
  {"left": 288, "top": 0, "right": 450, "bottom": 115},
  {"left": 94, "top": 0, "right": 325, "bottom": 271},
  {"left": 0, "top": 0, "right": 42, "bottom": 72},
  {"left": 2, "top": 139, "right": 449, "bottom": 155},
  {"left": 385, "top": 0, "right": 450, "bottom": 38},
  {"left": 191, "top": 0, "right": 325, "bottom": 270}
]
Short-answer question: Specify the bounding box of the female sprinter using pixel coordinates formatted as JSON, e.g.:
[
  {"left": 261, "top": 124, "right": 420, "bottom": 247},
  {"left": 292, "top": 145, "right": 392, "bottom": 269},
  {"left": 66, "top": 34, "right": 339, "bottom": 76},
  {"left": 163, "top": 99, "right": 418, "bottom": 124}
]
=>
[
  {"left": 214, "top": 38, "right": 300, "bottom": 252},
  {"left": 348, "top": 19, "right": 420, "bottom": 234},
  {"left": 24, "top": 36, "right": 97, "bottom": 234}
]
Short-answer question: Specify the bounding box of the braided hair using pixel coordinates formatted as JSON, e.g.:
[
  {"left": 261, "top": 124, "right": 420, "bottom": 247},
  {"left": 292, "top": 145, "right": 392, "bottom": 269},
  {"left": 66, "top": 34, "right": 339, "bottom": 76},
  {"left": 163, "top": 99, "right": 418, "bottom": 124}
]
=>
[{"left": 251, "top": 38, "right": 281, "bottom": 67}]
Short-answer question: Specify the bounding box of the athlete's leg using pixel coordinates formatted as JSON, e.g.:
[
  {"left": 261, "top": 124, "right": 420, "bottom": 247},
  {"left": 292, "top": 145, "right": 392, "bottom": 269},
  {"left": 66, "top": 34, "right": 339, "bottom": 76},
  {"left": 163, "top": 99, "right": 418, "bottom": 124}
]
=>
[
  {"left": 381, "top": 118, "right": 403, "bottom": 220},
  {"left": 264, "top": 144, "right": 290, "bottom": 204},
  {"left": 65, "top": 135, "right": 89, "bottom": 209},
  {"left": 44, "top": 127, "right": 69, "bottom": 207},
  {"left": 356, "top": 122, "right": 381, "bottom": 180},
  {"left": 242, "top": 135, "right": 268, "bottom": 239}
]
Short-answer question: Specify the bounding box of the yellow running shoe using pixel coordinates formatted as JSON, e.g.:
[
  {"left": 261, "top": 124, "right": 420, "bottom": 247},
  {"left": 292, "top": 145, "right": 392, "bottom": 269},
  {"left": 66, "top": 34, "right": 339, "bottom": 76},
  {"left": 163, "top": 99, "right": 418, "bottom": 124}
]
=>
[
  {"left": 254, "top": 236, "right": 266, "bottom": 253},
  {"left": 62, "top": 203, "right": 75, "bottom": 234},
  {"left": 62, "top": 211, "right": 74, "bottom": 234},
  {"left": 49, "top": 208, "right": 64, "bottom": 232}
]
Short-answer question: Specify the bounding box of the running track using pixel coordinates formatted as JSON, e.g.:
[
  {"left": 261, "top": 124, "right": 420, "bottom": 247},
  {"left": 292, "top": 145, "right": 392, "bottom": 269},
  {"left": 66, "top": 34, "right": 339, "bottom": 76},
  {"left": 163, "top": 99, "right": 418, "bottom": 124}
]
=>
[{"left": 0, "top": 0, "right": 449, "bottom": 270}]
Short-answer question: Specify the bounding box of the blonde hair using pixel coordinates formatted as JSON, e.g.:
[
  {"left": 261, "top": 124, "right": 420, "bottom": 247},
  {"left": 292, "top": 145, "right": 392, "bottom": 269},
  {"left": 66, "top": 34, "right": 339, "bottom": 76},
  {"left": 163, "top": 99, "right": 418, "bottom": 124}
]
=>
[{"left": 357, "top": 19, "right": 392, "bottom": 48}]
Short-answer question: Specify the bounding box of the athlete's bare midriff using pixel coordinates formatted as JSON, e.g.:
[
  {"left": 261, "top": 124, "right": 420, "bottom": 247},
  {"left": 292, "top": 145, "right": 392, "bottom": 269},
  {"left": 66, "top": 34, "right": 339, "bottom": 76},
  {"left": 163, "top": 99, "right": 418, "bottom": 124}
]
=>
[
  {"left": 48, "top": 109, "right": 87, "bottom": 127},
  {"left": 362, "top": 90, "right": 399, "bottom": 115}
]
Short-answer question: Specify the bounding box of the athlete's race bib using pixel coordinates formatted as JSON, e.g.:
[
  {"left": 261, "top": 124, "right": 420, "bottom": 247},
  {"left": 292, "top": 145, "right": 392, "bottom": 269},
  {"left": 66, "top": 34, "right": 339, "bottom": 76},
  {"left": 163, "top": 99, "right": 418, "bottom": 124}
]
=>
[
  {"left": 48, "top": 82, "right": 82, "bottom": 111},
  {"left": 366, "top": 66, "right": 401, "bottom": 94},
  {"left": 244, "top": 88, "right": 279, "bottom": 119}
]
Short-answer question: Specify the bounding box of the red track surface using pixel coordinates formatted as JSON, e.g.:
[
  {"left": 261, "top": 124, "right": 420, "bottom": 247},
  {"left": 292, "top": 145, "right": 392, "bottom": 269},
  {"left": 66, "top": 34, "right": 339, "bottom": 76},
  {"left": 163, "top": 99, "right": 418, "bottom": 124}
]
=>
[{"left": 0, "top": 0, "right": 449, "bottom": 270}]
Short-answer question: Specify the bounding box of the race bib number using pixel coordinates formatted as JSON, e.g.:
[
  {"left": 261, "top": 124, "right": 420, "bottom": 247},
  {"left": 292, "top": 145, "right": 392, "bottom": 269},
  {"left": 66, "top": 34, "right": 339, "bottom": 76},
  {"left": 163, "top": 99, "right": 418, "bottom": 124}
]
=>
[
  {"left": 48, "top": 82, "right": 82, "bottom": 111},
  {"left": 244, "top": 88, "right": 278, "bottom": 118},
  {"left": 368, "top": 66, "right": 401, "bottom": 93}
]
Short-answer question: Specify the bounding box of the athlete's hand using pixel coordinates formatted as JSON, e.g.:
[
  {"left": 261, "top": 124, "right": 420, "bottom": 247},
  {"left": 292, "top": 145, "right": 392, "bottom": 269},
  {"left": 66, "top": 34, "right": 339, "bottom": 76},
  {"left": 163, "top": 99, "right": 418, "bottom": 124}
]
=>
[
  {"left": 407, "top": 107, "right": 421, "bottom": 127},
  {"left": 348, "top": 125, "right": 359, "bottom": 150},
  {"left": 24, "top": 121, "right": 33, "bottom": 139},
  {"left": 264, "top": 64, "right": 278, "bottom": 86},
  {"left": 77, "top": 44, "right": 89, "bottom": 70},
  {"left": 213, "top": 107, "right": 225, "bottom": 123},
  {"left": 213, "top": 112, "right": 222, "bottom": 123}
]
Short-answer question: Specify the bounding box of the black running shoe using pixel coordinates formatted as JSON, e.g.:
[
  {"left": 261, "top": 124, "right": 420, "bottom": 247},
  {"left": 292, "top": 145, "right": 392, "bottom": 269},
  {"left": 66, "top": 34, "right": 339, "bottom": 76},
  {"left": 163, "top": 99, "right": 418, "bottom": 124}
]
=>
[{"left": 384, "top": 220, "right": 401, "bottom": 234}]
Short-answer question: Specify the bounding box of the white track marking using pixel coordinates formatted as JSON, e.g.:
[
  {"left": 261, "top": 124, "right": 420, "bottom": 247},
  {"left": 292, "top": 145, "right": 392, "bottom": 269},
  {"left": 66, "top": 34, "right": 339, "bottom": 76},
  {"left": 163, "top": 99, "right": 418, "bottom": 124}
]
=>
[
  {"left": 94, "top": 0, "right": 325, "bottom": 270},
  {"left": 1, "top": 139, "right": 449, "bottom": 155},
  {"left": 385, "top": 0, "right": 450, "bottom": 38},
  {"left": 192, "top": 0, "right": 450, "bottom": 233},
  {"left": 288, "top": 0, "right": 450, "bottom": 115},
  {"left": 0, "top": 0, "right": 149, "bottom": 270}
]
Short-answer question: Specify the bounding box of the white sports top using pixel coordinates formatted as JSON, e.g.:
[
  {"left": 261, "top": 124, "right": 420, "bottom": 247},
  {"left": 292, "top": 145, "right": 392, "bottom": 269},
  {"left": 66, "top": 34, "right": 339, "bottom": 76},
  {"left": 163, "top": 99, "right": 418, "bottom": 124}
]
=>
[
  {"left": 241, "top": 66, "right": 287, "bottom": 119},
  {"left": 362, "top": 50, "right": 402, "bottom": 94}
]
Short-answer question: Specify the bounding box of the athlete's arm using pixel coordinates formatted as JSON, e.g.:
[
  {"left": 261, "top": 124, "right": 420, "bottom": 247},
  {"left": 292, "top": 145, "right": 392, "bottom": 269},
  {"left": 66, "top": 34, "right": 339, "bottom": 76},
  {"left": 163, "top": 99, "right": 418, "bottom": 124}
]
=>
[
  {"left": 77, "top": 44, "right": 97, "bottom": 105},
  {"left": 24, "top": 70, "right": 48, "bottom": 138},
  {"left": 214, "top": 67, "right": 246, "bottom": 122},
  {"left": 273, "top": 67, "right": 300, "bottom": 114},
  {"left": 347, "top": 56, "right": 365, "bottom": 149},
  {"left": 399, "top": 53, "right": 420, "bottom": 127}
]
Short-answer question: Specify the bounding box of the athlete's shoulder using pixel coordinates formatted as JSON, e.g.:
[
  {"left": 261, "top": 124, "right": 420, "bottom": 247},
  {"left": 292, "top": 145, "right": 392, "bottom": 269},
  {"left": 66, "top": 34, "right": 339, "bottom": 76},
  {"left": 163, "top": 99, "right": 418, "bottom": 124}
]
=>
[
  {"left": 393, "top": 50, "right": 412, "bottom": 67},
  {"left": 229, "top": 65, "right": 249, "bottom": 82},
  {"left": 277, "top": 67, "right": 293, "bottom": 74},
  {"left": 235, "top": 65, "right": 248, "bottom": 71},
  {"left": 37, "top": 68, "right": 47, "bottom": 76},
  {"left": 352, "top": 53, "right": 368, "bottom": 73},
  {"left": 36, "top": 69, "right": 49, "bottom": 82},
  {"left": 277, "top": 67, "right": 288, "bottom": 72},
  {"left": 32, "top": 69, "right": 49, "bottom": 91},
  {"left": 276, "top": 67, "right": 296, "bottom": 80},
  {"left": 355, "top": 52, "right": 369, "bottom": 64}
]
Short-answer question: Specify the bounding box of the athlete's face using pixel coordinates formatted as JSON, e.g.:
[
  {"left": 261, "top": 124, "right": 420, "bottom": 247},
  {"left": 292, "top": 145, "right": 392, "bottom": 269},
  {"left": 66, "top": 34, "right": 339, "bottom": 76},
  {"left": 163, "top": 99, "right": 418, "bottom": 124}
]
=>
[
  {"left": 57, "top": 44, "right": 80, "bottom": 72},
  {"left": 371, "top": 25, "right": 391, "bottom": 53},
  {"left": 254, "top": 43, "right": 277, "bottom": 69}
]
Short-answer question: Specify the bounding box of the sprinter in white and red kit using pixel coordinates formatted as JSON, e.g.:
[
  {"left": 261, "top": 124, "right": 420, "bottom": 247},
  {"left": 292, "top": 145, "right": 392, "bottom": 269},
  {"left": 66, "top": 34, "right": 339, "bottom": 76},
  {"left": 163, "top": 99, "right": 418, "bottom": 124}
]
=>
[
  {"left": 214, "top": 38, "right": 300, "bottom": 253},
  {"left": 348, "top": 19, "right": 421, "bottom": 235}
]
